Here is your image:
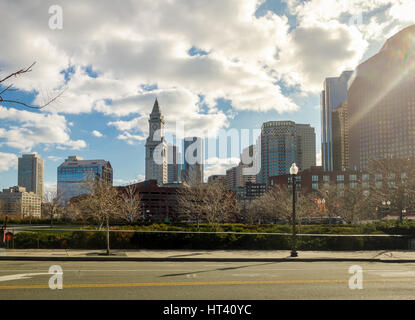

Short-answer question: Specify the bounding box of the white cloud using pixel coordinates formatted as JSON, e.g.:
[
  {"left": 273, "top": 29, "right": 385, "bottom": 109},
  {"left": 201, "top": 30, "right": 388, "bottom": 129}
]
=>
[
  {"left": 92, "top": 130, "right": 103, "bottom": 138},
  {"left": 279, "top": 0, "right": 415, "bottom": 92},
  {"left": 389, "top": 0, "right": 415, "bottom": 23},
  {"left": 204, "top": 157, "right": 240, "bottom": 179},
  {"left": 0, "top": 106, "right": 86, "bottom": 152},
  {"left": 0, "top": 152, "right": 17, "bottom": 172},
  {"left": 277, "top": 19, "right": 368, "bottom": 92},
  {"left": 47, "top": 156, "right": 62, "bottom": 162},
  {"left": 0, "top": 0, "right": 414, "bottom": 153},
  {"left": 44, "top": 181, "right": 57, "bottom": 195},
  {"left": 117, "top": 132, "right": 147, "bottom": 145},
  {"left": 316, "top": 151, "right": 322, "bottom": 166},
  {"left": 0, "top": 0, "right": 299, "bottom": 132}
]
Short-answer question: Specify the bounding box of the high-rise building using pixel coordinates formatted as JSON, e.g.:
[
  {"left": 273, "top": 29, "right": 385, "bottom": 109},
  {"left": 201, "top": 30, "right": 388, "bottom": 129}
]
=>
[
  {"left": 296, "top": 124, "right": 316, "bottom": 171},
  {"left": 321, "top": 70, "right": 353, "bottom": 171},
  {"left": 348, "top": 25, "right": 415, "bottom": 170},
  {"left": 145, "top": 99, "right": 168, "bottom": 185},
  {"left": 0, "top": 186, "right": 41, "bottom": 218},
  {"left": 57, "top": 156, "right": 113, "bottom": 204},
  {"left": 332, "top": 101, "right": 349, "bottom": 171},
  {"left": 207, "top": 175, "right": 227, "bottom": 185},
  {"left": 225, "top": 166, "right": 237, "bottom": 190},
  {"left": 167, "top": 145, "right": 181, "bottom": 183},
  {"left": 258, "top": 121, "right": 316, "bottom": 185},
  {"left": 181, "top": 137, "right": 204, "bottom": 186},
  {"left": 18, "top": 154, "right": 44, "bottom": 199}
]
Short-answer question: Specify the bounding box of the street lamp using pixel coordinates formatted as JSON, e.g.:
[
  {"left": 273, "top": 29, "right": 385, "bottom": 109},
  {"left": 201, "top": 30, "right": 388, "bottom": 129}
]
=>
[
  {"left": 290, "top": 163, "right": 299, "bottom": 257},
  {"left": 401, "top": 209, "right": 407, "bottom": 223}
]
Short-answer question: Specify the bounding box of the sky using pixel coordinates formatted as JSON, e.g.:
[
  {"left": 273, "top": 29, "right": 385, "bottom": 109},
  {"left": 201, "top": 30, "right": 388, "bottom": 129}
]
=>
[{"left": 0, "top": 0, "right": 415, "bottom": 193}]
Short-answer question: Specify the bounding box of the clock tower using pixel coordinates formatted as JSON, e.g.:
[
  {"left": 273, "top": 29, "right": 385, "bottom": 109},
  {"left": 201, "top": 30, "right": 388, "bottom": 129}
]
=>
[{"left": 145, "top": 98, "right": 167, "bottom": 184}]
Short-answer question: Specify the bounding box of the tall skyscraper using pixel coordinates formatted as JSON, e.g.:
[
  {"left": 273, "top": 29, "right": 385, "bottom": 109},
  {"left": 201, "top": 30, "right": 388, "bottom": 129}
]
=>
[
  {"left": 258, "top": 121, "right": 316, "bottom": 185},
  {"left": 145, "top": 99, "right": 167, "bottom": 185},
  {"left": 332, "top": 100, "right": 349, "bottom": 171},
  {"left": 18, "top": 153, "right": 44, "bottom": 199},
  {"left": 348, "top": 25, "right": 415, "bottom": 170},
  {"left": 295, "top": 124, "right": 316, "bottom": 171},
  {"left": 181, "top": 137, "right": 204, "bottom": 186},
  {"left": 321, "top": 70, "right": 353, "bottom": 171},
  {"left": 57, "top": 156, "right": 113, "bottom": 204},
  {"left": 167, "top": 144, "right": 181, "bottom": 183}
]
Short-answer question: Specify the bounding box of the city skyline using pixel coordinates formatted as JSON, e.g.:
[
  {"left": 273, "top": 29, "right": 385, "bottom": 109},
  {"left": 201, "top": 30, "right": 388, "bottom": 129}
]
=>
[{"left": 1, "top": 1, "right": 415, "bottom": 193}]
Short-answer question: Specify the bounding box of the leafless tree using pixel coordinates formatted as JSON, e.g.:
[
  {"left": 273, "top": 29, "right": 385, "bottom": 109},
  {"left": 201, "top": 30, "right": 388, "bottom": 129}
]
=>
[
  {"left": 243, "top": 199, "right": 267, "bottom": 224},
  {"left": 43, "top": 191, "right": 62, "bottom": 225},
  {"left": 255, "top": 185, "right": 316, "bottom": 226},
  {"left": 336, "top": 185, "right": 368, "bottom": 224},
  {"left": 177, "top": 181, "right": 239, "bottom": 229},
  {"left": 315, "top": 183, "right": 343, "bottom": 222},
  {"left": 73, "top": 177, "right": 123, "bottom": 255},
  {"left": 118, "top": 184, "right": 142, "bottom": 223},
  {"left": 367, "top": 157, "right": 415, "bottom": 223},
  {"left": 0, "top": 62, "right": 65, "bottom": 109}
]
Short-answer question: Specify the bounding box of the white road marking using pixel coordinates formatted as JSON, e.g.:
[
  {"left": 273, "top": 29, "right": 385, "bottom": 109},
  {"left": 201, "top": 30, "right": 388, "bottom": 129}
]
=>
[
  {"left": 368, "top": 271, "right": 415, "bottom": 277},
  {"left": 0, "top": 273, "right": 49, "bottom": 282}
]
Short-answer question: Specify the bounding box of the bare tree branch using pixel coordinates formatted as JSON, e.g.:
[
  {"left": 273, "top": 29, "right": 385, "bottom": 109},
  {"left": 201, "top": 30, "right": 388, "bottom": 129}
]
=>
[{"left": 0, "top": 62, "right": 65, "bottom": 110}]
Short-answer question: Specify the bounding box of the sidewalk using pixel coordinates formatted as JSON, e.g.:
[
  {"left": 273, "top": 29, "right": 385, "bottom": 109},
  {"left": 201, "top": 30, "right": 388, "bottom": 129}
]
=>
[{"left": 1, "top": 249, "right": 415, "bottom": 263}]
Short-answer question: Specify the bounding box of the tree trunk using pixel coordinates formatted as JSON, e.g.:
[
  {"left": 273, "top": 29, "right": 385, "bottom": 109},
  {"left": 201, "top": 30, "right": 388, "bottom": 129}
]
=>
[{"left": 106, "top": 216, "right": 110, "bottom": 255}]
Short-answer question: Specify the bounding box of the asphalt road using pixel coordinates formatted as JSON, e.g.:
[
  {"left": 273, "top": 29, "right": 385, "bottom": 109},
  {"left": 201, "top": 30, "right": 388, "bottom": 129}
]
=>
[{"left": 0, "top": 260, "right": 415, "bottom": 299}]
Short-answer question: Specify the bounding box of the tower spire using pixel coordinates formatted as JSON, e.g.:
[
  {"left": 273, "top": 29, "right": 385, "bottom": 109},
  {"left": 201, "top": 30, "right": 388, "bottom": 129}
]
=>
[{"left": 151, "top": 97, "right": 161, "bottom": 116}]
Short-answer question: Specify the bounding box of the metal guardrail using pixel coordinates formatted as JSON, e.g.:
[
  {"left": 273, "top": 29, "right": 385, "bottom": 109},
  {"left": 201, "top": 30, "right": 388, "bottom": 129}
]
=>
[{"left": 7, "top": 227, "right": 410, "bottom": 238}]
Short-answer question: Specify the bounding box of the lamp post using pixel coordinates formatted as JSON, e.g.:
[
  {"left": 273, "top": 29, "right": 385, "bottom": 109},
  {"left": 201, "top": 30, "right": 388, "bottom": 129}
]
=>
[
  {"left": 290, "top": 163, "right": 299, "bottom": 257},
  {"left": 401, "top": 209, "right": 407, "bottom": 224},
  {"left": 381, "top": 200, "right": 391, "bottom": 218}
]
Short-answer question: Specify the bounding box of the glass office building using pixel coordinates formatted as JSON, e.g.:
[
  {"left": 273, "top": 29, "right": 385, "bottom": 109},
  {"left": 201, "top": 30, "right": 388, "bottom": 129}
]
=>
[
  {"left": 258, "top": 121, "right": 316, "bottom": 185},
  {"left": 57, "top": 156, "right": 113, "bottom": 204},
  {"left": 348, "top": 25, "right": 415, "bottom": 170},
  {"left": 321, "top": 71, "right": 353, "bottom": 171}
]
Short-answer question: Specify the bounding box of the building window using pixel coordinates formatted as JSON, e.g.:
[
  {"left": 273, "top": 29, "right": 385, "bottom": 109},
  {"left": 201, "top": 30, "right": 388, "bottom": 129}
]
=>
[
  {"left": 362, "top": 174, "right": 369, "bottom": 181},
  {"left": 375, "top": 174, "right": 382, "bottom": 181},
  {"left": 312, "top": 175, "right": 319, "bottom": 182},
  {"left": 350, "top": 182, "right": 358, "bottom": 189},
  {"left": 362, "top": 182, "right": 369, "bottom": 189},
  {"left": 337, "top": 183, "right": 344, "bottom": 189},
  {"left": 337, "top": 175, "right": 344, "bottom": 181},
  {"left": 323, "top": 175, "right": 330, "bottom": 182},
  {"left": 312, "top": 183, "right": 319, "bottom": 190},
  {"left": 375, "top": 181, "right": 383, "bottom": 189},
  {"left": 349, "top": 175, "right": 357, "bottom": 181}
]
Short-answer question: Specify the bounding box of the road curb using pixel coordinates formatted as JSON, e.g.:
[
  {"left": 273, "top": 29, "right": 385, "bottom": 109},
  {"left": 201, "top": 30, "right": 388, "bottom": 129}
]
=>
[{"left": 1, "top": 256, "right": 415, "bottom": 263}]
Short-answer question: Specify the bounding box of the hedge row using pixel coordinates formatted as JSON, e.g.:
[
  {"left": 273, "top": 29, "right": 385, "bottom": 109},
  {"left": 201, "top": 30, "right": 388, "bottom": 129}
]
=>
[{"left": 12, "top": 230, "right": 408, "bottom": 250}]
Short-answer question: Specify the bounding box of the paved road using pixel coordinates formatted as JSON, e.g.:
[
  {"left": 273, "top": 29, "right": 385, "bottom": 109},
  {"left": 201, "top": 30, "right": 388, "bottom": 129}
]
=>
[{"left": 0, "top": 261, "right": 415, "bottom": 299}]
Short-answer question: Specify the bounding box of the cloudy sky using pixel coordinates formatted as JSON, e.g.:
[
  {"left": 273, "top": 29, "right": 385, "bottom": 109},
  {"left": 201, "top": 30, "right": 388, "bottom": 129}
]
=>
[{"left": 0, "top": 0, "right": 414, "bottom": 192}]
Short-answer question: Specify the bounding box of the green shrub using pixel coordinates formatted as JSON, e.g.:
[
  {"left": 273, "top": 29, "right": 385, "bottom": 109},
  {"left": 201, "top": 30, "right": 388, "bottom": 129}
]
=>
[{"left": 10, "top": 222, "right": 413, "bottom": 250}]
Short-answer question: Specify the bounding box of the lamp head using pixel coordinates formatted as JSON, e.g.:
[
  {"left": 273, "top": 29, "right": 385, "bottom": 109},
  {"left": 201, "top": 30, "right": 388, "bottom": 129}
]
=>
[{"left": 290, "top": 163, "right": 299, "bottom": 175}]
